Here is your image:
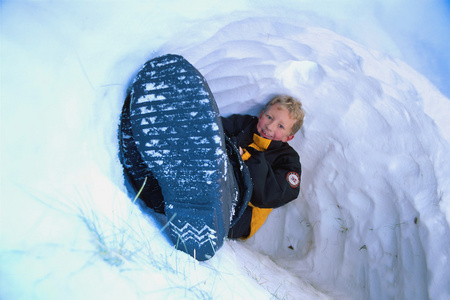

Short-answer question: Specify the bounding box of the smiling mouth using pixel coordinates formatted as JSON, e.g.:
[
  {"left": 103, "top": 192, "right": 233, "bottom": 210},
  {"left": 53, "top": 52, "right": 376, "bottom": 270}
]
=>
[{"left": 261, "top": 129, "right": 272, "bottom": 138}]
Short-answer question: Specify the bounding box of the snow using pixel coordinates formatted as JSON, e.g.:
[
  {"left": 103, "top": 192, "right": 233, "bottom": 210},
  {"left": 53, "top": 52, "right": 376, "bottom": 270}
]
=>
[{"left": 1, "top": 1, "right": 450, "bottom": 299}]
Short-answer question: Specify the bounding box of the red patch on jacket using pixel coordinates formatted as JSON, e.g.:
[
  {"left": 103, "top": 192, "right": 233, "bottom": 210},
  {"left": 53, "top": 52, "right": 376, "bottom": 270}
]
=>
[{"left": 286, "top": 172, "right": 300, "bottom": 188}]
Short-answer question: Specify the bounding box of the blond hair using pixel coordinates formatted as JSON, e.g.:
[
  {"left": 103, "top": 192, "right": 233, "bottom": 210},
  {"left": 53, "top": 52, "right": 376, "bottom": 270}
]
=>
[{"left": 263, "top": 95, "right": 305, "bottom": 135}]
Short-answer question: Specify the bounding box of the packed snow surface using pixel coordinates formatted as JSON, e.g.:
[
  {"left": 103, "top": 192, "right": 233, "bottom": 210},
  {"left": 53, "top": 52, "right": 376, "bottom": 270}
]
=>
[{"left": 1, "top": 1, "right": 450, "bottom": 299}]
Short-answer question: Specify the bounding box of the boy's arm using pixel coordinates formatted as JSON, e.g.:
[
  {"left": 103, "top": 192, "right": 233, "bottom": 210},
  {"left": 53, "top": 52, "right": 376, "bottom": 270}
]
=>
[
  {"left": 246, "top": 148, "right": 301, "bottom": 208},
  {"left": 220, "top": 114, "right": 256, "bottom": 141}
]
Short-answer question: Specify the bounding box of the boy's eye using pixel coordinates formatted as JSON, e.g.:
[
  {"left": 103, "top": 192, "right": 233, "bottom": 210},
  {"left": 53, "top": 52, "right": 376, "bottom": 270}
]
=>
[
  {"left": 278, "top": 124, "right": 284, "bottom": 129},
  {"left": 266, "top": 115, "right": 272, "bottom": 120}
]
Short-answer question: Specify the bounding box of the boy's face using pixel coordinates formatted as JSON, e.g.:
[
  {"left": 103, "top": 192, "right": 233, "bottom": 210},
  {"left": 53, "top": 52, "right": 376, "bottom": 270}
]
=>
[{"left": 257, "top": 104, "right": 295, "bottom": 142}]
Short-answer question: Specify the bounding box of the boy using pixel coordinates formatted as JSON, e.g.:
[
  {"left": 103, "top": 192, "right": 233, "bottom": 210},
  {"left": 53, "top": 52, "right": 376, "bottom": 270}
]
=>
[
  {"left": 119, "top": 54, "right": 304, "bottom": 260},
  {"left": 222, "top": 95, "right": 304, "bottom": 239}
]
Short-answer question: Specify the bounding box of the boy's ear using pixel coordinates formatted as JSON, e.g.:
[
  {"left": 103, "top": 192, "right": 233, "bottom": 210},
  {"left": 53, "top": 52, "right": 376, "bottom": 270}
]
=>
[{"left": 285, "top": 134, "right": 295, "bottom": 142}]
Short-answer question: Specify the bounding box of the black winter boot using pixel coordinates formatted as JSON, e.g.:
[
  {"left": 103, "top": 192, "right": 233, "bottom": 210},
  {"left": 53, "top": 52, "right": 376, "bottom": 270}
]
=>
[{"left": 127, "top": 54, "right": 237, "bottom": 261}]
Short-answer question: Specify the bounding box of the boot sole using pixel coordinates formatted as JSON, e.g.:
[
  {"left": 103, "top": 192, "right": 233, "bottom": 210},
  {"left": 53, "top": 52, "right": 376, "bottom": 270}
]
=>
[{"left": 129, "top": 54, "right": 230, "bottom": 261}]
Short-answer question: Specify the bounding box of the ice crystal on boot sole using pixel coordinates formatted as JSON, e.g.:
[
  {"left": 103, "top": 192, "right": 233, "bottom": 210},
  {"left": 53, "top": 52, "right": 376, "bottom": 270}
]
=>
[
  {"left": 137, "top": 94, "right": 166, "bottom": 103},
  {"left": 153, "top": 59, "right": 179, "bottom": 67},
  {"left": 145, "top": 140, "right": 160, "bottom": 147},
  {"left": 213, "top": 135, "right": 221, "bottom": 144},
  {"left": 223, "top": 153, "right": 229, "bottom": 180},
  {"left": 144, "top": 82, "right": 169, "bottom": 91},
  {"left": 143, "top": 70, "right": 156, "bottom": 77},
  {"left": 143, "top": 126, "right": 168, "bottom": 135},
  {"left": 146, "top": 150, "right": 163, "bottom": 157},
  {"left": 203, "top": 170, "right": 216, "bottom": 179},
  {"left": 141, "top": 117, "right": 156, "bottom": 125},
  {"left": 139, "top": 106, "right": 156, "bottom": 114}
]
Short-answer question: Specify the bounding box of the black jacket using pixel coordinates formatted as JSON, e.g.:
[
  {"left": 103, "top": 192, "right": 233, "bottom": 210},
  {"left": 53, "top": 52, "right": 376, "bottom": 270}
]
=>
[{"left": 221, "top": 114, "right": 301, "bottom": 238}]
